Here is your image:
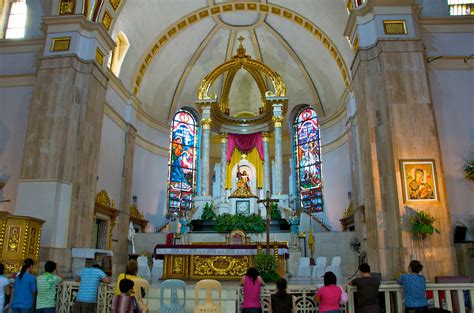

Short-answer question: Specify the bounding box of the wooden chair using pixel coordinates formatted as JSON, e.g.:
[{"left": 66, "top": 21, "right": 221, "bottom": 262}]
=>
[{"left": 194, "top": 279, "right": 222, "bottom": 313}]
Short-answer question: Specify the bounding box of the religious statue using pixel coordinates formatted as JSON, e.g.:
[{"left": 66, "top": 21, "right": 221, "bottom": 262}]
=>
[
  {"left": 236, "top": 170, "right": 250, "bottom": 191},
  {"left": 179, "top": 216, "right": 190, "bottom": 244},
  {"left": 288, "top": 213, "right": 299, "bottom": 246},
  {"left": 127, "top": 222, "right": 136, "bottom": 254},
  {"left": 229, "top": 167, "right": 257, "bottom": 199}
]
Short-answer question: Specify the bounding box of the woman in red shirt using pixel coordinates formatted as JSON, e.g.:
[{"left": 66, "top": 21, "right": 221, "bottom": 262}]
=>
[
  {"left": 240, "top": 267, "right": 265, "bottom": 313},
  {"left": 315, "top": 271, "right": 343, "bottom": 313}
]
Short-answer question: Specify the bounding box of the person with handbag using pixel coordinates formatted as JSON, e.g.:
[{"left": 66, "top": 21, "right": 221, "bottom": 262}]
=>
[
  {"left": 315, "top": 271, "right": 348, "bottom": 313},
  {"left": 349, "top": 263, "right": 381, "bottom": 313}
]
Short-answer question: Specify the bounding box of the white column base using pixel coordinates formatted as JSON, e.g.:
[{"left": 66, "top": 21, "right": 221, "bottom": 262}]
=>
[{"left": 15, "top": 179, "right": 72, "bottom": 248}]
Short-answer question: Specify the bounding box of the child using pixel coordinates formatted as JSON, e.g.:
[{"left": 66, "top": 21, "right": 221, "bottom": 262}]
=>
[
  {"left": 269, "top": 278, "right": 296, "bottom": 313},
  {"left": 112, "top": 278, "right": 141, "bottom": 313},
  {"left": 0, "top": 264, "right": 11, "bottom": 312},
  {"left": 36, "top": 261, "right": 62, "bottom": 313}
]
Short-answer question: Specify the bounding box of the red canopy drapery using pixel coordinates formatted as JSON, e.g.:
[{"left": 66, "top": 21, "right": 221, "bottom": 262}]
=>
[{"left": 226, "top": 133, "right": 264, "bottom": 162}]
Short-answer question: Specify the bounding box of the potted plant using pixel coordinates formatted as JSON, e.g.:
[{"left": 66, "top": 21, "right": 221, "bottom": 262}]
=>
[
  {"left": 200, "top": 202, "right": 216, "bottom": 221},
  {"left": 253, "top": 252, "right": 281, "bottom": 282},
  {"left": 464, "top": 159, "right": 474, "bottom": 181},
  {"left": 409, "top": 210, "right": 440, "bottom": 239}
]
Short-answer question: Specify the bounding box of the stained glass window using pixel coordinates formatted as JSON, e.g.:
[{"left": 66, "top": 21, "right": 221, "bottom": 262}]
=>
[
  {"left": 293, "top": 107, "right": 324, "bottom": 212},
  {"left": 168, "top": 110, "right": 199, "bottom": 215}
]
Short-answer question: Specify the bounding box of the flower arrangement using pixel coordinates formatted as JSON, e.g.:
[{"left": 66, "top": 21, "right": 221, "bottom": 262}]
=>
[
  {"left": 464, "top": 159, "right": 474, "bottom": 181},
  {"left": 409, "top": 210, "right": 440, "bottom": 239}
]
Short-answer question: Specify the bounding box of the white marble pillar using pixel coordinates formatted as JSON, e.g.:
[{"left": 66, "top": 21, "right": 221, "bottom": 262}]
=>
[
  {"left": 272, "top": 115, "right": 284, "bottom": 194},
  {"left": 200, "top": 117, "right": 211, "bottom": 196},
  {"left": 262, "top": 132, "right": 271, "bottom": 195},
  {"left": 220, "top": 133, "right": 228, "bottom": 203}
]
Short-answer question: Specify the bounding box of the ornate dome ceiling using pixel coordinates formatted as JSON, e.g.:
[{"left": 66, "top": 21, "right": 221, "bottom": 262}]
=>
[{"left": 109, "top": 0, "right": 354, "bottom": 126}]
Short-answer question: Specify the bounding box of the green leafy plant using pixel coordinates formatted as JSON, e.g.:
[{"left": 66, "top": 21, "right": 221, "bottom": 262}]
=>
[
  {"left": 464, "top": 159, "right": 474, "bottom": 181},
  {"left": 409, "top": 210, "right": 440, "bottom": 239},
  {"left": 200, "top": 202, "right": 216, "bottom": 221},
  {"left": 253, "top": 252, "right": 281, "bottom": 282},
  {"left": 213, "top": 213, "right": 265, "bottom": 233},
  {"left": 270, "top": 203, "right": 281, "bottom": 219}
]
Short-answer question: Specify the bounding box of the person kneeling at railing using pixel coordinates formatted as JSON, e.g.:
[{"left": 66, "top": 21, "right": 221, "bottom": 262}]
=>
[
  {"left": 348, "top": 263, "right": 381, "bottom": 313},
  {"left": 314, "top": 271, "right": 348, "bottom": 313},
  {"left": 397, "top": 260, "right": 428, "bottom": 313},
  {"left": 268, "top": 278, "right": 296, "bottom": 313}
]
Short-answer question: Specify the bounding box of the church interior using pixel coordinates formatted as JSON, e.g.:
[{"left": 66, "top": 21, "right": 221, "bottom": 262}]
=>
[{"left": 0, "top": 0, "right": 473, "bottom": 311}]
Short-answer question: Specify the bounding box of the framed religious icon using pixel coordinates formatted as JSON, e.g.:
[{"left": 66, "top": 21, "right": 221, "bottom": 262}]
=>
[
  {"left": 400, "top": 160, "right": 438, "bottom": 203},
  {"left": 236, "top": 200, "right": 250, "bottom": 215}
]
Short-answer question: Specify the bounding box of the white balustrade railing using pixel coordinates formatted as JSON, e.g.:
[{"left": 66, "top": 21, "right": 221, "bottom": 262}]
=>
[
  {"left": 57, "top": 281, "right": 474, "bottom": 312},
  {"left": 236, "top": 283, "right": 474, "bottom": 313},
  {"left": 57, "top": 281, "right": 114, "bottom": 313}
]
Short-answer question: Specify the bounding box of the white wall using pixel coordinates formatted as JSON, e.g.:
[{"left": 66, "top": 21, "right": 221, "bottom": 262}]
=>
[
  {"left": 96, "top": 115, "right": 126, "bottom": 205},
  {"left": 429, "top": 68, "right": 474, "bottom": 239},
  {"left": 0, "top": 86, "right": 33, "bottom": 212},
  {"left": 321, "top": 141, "right": 352, "bottom": 231},
  {"left": 132, "top": 145, "right": 169, "bottom": 231}
]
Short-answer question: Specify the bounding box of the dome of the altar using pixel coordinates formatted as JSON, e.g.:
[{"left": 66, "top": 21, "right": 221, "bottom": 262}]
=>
[{"left": 107, "top": 1, "right": 354, "bottom": 126}]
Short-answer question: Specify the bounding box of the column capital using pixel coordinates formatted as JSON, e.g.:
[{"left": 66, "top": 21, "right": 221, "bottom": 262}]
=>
[
  {"left": 262, "top": 132, "right": 272, "bottom": 142},
  {"left": 272, "top": 116, "right": 284, "bottom": 128},
  {"left": 201, "top": 118, "right": 212, "bottom": 130},
  {"left": 219, "top": 133, "right": 228, "bottom": 143}
]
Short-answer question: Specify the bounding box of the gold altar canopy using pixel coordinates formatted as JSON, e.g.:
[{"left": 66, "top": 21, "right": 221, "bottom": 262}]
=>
[{"left": 195, "top": 37, "right": 288, "bottom": 128}]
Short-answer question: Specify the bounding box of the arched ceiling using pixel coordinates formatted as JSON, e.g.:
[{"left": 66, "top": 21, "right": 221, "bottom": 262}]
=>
[{"left": 108, "top": 0, "right": 354, "bottom": 125}]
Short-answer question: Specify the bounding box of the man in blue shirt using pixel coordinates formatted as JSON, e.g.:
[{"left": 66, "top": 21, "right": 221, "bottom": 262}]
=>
[{"left": 73, "top": 264, "right": 110, "bottom": 313}]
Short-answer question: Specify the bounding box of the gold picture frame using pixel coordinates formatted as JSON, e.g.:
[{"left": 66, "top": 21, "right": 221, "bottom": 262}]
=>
[{"left": 400, "top": 159, "right": 438, "bottom": 203}]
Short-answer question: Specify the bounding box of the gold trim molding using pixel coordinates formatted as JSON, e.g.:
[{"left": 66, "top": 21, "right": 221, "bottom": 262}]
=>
[
  {"left": 131, "top": 2, "right": 350, "bottom": 96},
  {"left": 272, "top": 116, "right": 284, "bottom": 128},
  {"left": 50, "top": 37, "right": 71, "bottom": 52}
]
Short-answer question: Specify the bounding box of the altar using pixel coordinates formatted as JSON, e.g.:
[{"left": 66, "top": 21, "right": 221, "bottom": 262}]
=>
[{"left": 156, "top": 243, "right": 289, "bottom": 280}]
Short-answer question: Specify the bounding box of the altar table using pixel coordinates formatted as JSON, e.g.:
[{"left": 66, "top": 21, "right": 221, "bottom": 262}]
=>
[{"left": 155, "top": 243, "right": 289, "bottom": 280}]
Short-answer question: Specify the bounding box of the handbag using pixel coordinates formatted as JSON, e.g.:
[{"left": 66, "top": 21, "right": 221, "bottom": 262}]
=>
[{"left": 339, "top": 285, "right": 348, "bottom": 304}]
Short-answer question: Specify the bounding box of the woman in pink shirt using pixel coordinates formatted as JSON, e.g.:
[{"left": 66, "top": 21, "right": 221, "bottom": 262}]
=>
[
  {"left": 240, "top": 267, "right": 265, "bottom": 313},
  {"left": 315, "top": 271, "right": 342, "bottom": 313}
]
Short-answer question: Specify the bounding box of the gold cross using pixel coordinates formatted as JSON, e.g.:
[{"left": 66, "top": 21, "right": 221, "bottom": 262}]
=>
[{"left": 237, "top": 35, "right": 245, "bottom": 46}]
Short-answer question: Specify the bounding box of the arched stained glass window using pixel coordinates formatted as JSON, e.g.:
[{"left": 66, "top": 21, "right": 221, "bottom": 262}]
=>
[
  {"left": 168, "top": 110, "right": 199, "bottom": 215},
  {"left": 293, "top": 107, "right": 324, "bottom": 212}
]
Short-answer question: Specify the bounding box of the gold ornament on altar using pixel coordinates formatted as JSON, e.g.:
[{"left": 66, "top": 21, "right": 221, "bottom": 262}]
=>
[
  {"left": 130, "top": 203, "right": 145, "bottom": 220},
  {"left": 0, "top": 212, "right": 44, "bottom": 274}
]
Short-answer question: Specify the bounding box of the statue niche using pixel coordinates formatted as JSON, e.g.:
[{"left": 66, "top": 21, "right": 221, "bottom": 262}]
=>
[{"left": 230, "top": 160, "right": 257, "bottom": 198}]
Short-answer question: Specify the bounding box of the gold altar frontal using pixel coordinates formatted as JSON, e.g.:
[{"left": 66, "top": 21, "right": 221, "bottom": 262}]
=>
[{"left": 157, "top": 243, "right": 287, "bottom": 280}]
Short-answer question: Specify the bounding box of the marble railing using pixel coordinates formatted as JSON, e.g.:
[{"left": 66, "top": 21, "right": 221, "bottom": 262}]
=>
[
  {"left": 237, "top": 283, "right": 474, "bottom": 313},
  {"left": 57, "top": 282, "right": 114, "bottom": 313},
  {"left": 56, "top": 281, "right": 474, "bottom": 312}
]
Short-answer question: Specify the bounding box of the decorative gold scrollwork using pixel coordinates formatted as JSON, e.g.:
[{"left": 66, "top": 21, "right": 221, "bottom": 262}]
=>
[{"left": 191, "top": 255, "right": 251, "bottom": 279}]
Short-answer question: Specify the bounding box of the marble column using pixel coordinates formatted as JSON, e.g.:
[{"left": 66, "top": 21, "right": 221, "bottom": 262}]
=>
[
  {"left": 14, "top": 15, "right": 115, "bottom": 273},
  {"left": 219, "top": 133, "right": 228, "bottom": 203},
  {"left": 346, "top": 3, "right": 455, "bottom": 278},
  {"left": 262, "top": 132, "right": 271, "bottom": 195},
  {"left": 200, "top": 118, "right": 211, "bottom": 196},
  {"left": 272, "top": 116, "right": 284, "bottom": 194},
  {"left": 115, "top": 123, "right": 137, "bottom": 273}
]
